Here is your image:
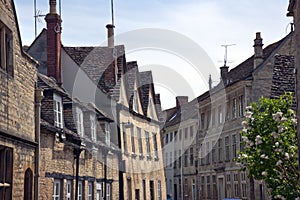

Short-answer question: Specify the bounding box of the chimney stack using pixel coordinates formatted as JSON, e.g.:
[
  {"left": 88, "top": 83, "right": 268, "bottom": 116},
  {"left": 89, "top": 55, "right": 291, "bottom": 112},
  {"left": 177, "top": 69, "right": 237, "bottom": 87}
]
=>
[
  {"left": 220, "top": 65, "right": 229, "bottom": 84},
  {"left": 209, "top": 74, "right": 212, "bottom": 90},
  {"left": 106, "top": 24, "right": 115, "bottom": 48},
  {"left": 45, "top": 0, "right": 62, "bottom": 85},
  {"left": 253, "top": 32, "right": 264, "bottom": 69},
  {"left": 176, "top": 96, "right": 188, "bottom": 109}
]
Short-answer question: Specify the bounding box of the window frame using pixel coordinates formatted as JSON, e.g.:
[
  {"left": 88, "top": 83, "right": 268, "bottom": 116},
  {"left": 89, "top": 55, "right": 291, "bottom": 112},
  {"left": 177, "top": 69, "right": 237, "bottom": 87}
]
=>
[
  {"left": 88, "top": 182, "right": 93, "bottom": 200},
  {"left": 0, "top": 22, "right": 14, "bottom": 77},
  {"left": 53, "top": 93, "right": 63, "bottom": 128},
  {"left": 66, "top": 180, "right": 72, "bottom": 200},
  {"left": 90, "top": 114, "right": 96, "bottom": 141},
  {"left": 52, "top": 179, "right": 61, "bottom": 200},
  {"left": 76, "top": 107, "right": 84, "bottom": 136}
]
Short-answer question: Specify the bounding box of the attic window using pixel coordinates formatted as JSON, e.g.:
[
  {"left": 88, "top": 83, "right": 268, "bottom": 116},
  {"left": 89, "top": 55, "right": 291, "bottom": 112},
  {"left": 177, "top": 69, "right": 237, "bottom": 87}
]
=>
[
  {"left": 105, "top": 122, "right": 111, "bottom": 146},
  {"left": 90, "top": 114, "right": 96, "bottom": 141},
  {"left": 0, "top": 22, "right": 14, "bottom": 77},
  {"left": 76, "top": 107, "right": 84, "bottom": 136},
  {"left": 149, "top": 98, "right": 154, "bottom": 119},
  {"left": 133, "top": 91, "right": 138, "bottom": 112},
  {"left": 53, "top": 93, "right": 63, "bottom": 128}
]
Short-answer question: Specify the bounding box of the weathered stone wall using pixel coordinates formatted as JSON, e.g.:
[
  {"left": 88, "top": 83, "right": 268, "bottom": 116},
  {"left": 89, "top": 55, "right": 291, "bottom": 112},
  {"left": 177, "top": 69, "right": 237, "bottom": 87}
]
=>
[{"left": 0, "top": 0, "right": 38, "bottom": 199}]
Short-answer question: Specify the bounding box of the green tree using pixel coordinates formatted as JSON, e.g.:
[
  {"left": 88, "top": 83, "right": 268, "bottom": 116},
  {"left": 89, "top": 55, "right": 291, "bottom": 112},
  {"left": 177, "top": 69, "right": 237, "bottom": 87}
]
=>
[{"left": 236, "top": 93, "right": 300, "bottom": 199}]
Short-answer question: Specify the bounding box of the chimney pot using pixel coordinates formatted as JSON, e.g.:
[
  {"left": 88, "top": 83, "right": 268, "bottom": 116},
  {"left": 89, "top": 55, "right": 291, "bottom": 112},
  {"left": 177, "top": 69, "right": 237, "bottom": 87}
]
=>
[
  {"left": 106, "top": 24, "right": 115, "bottom": 48},
  {"left": 49, "top": 0, "right": 57, "bottom": 14}
]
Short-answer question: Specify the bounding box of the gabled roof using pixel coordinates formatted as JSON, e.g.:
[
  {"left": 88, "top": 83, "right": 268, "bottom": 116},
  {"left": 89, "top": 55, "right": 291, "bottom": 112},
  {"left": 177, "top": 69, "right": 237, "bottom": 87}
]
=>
[
  {"left": 124, "top": 61, "right": 139, "bottom": 110},
  {"left": 138, "top": 71, "right": 153, "bottom": 115},
  {"left": 164, "top": 33, "right": 293, "bottom": 128},
  {"left": 37, "top": 73, "right": 67, "bottom": 95},
  {"left": 271, "top": 55, "right": 296, "bottom": 100},
  {"left": 63, "top": 45, "right": 125, "bottom": 100},
  {"left": 225, "top": 34, "right": 288, "bottom": 84}
]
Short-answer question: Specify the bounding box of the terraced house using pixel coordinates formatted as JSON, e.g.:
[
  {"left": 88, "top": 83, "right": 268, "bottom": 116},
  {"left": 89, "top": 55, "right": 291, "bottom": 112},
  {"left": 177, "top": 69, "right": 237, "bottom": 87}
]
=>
[
  {"left": 0, "top": 0, "right": 38, "bottom": 199},
  {"left": 162, "top": 29, "right": 295, "bottom": 200},
  {"left": 27, "top": 0, "right": 166, "bottom": 199}
]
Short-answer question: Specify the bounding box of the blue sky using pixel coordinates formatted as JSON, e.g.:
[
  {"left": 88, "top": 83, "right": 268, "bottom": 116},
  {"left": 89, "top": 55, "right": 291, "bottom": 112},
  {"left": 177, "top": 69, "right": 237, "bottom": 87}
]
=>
[{"left": 15, "top": 0, "right": 292, "bottom": 109}]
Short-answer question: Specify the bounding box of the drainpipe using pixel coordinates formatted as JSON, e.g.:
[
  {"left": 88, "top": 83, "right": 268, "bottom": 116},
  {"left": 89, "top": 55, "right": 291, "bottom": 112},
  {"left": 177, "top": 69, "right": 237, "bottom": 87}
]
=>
[
  {"left": 74, "top": 147, "right": 82, "bottom": 200},
  {"left": 116, "top": 104, "right": 124, "bottom": 200},
  {"left": 34, "top": 87, "right": 44, "bottom": 200},
  {"left": 104, "top": 150, "right": 108, "bottom": 200}
]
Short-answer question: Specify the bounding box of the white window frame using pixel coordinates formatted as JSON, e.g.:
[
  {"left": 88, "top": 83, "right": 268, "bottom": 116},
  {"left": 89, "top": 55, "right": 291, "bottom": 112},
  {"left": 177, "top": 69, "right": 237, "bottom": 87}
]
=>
[
  {"left": 105, "top": 122, "right": 111, "bottom": 146},
  {"left": 66, "top": 180, "right": 72, "bottom": 200},
  {"left": 157, "top": 180, "right": 161, "bottom": 200},
  {"left": 130, "top": 126, "right": 135, "bottom": 154},
  {"left": 52, "top": 179, "right": 61, "bottom": 200},
  {"left": 106, "top": 183, "right": 111, "bottom": 200},
  {"left": 137, "top": 127, "right": 143, "bottom": 155},
  {"left": 76, "top": 107, "right": 84, "bottom": 136},
  {"left": 90, "top": 115, "right": 96, "bottom": 141},
  {"left": 53, "top": 93, "right": 63, "bottom": 128},
  {"left": 88, "top": 182, "right": 93, "bottom": 200},
  {"left": 232, "top": 98, "right": 237, "bottom": 119},
  {"left": 96, "top": 182, "right": 103, "bottom": 200},
  {"left": 234, "top": 173, "right": 239, "bottom": 197},
  {"left": 78, "top": 181, "right": 83, "bottom": 200}
]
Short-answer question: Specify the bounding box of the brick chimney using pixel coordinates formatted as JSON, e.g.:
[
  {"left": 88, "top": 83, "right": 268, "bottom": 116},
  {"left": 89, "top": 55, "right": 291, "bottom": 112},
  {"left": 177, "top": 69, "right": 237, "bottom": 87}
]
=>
[
  {"left": 176, "top": 96, "right": 188, "bottom": 109},
  {"left": 253, "top": 32, "right": 264, "bottom": 69},
  {"left": 103, "top": 24, "right": 117, "bottom": 87},
  {"left": 106, "top": 24, "right": 115, "bottom": 48},
  {"left": 45, "top": 0, "right": 62, "bottom": 85}
]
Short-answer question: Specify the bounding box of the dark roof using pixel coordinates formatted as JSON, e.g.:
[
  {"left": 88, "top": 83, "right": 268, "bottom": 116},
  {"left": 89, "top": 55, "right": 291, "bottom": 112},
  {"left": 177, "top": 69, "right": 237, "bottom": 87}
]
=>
[
  {"left": 164, "top": 33, "right": 293, "bottom": 128},
  {"left": 63, "top": 45, "right": 125, "bottom": 101},
  {"left": 271, "top": 55, "right": 296, "bottom": 100},
  {"left": 138, "top": 71, "right": 153, "bottom": 115},
  {"left": 124, "top": 61, "right": 139, "bottom": 109},
  {"left": 37, "top": 73, "right": 67, "bottom": 95},
  {"left": 226, "top": 35, "right": 288, "bottom": 83}
]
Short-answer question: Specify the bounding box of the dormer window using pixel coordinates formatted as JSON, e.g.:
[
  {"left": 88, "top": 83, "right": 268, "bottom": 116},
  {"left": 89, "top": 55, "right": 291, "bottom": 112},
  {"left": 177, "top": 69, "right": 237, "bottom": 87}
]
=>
[
  {"left": 0, "top": 22, "right": 14, "bottom": 77},
  {"left": 76, "top": 107, "right": 84, "bottom": 136},
  {"left": 133, "top": 91, "right": 138, "bottom": 112},
  {"left": 105, "top": 123, "right": 110, "bottom": 146},
  {"left": 149, "top": 98, "right": 154, "bottom": 118},
  {"left": 90, "top": 115, "right": 96, "bottom": 141},
  {"left": 53, "top": 93, "right": 63, "bottom": 128}
]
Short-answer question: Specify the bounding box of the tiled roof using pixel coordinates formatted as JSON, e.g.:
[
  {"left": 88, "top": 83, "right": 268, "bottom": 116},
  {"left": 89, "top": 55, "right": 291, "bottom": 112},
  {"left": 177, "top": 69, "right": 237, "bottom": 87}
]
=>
[
  {"left": 124, "top": 61, "right": 139, "bottom": 110},
  {"left": 225, "top": 35, "right": 287, "bottom": 84},
  {"left": 164, "top": 33, "right": 293, "bottom": 128},
  {"left": 37, "top": 73, "right": 67, "bottom": 95},
  {"left": 271, "top": 55, "right": 296, "bottom": 105},
  {"left": 138, "top": 71, "right": 153, "bottom": 115},
  {"left": 63, "top": 45, "right": 125, "bottom": 100}
]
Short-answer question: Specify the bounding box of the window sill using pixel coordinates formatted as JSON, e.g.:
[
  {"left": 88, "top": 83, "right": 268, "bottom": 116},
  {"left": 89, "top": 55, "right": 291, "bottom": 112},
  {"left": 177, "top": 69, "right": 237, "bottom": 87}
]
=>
[
  {"left": 146, "top": 155, "right": 152, "bottom": 160},
  {"left": 131, "top": 153, "right": 137, "bottom": 159}
]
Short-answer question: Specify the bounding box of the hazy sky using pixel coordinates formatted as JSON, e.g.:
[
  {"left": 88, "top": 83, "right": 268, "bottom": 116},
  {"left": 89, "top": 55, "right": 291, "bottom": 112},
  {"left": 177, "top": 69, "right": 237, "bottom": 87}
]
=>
[{"left": 14, "top": 0, "right": 292, "bottom": 109}]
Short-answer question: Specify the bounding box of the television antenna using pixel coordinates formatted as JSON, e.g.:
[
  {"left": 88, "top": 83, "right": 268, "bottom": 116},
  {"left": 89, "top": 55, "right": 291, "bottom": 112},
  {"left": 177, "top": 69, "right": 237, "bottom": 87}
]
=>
[
  {"left": 110, "top": 0, "right": 115, "bottom": 26},
  {"left": 220, "top": 44, "right": 236, "bottom": 66},
  {"left": 34, "top": 0, "right": 62, "bottom": 38}
]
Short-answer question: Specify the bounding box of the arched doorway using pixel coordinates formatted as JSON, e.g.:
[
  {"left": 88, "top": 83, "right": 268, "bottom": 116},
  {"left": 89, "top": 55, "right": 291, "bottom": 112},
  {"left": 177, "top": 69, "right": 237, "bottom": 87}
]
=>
[{"left": 24, "top": 168, "right": 33, "bottom": 200}]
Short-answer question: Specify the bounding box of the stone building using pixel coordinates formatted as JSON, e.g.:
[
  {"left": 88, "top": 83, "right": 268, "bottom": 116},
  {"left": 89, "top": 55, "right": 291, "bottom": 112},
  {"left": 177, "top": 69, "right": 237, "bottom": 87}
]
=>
[
  {"left": 117, "top": 61, "right": 166, "bottom": 200},
  {"left": 162, "top": 30, "right": 295, "bottom": 200},
  {"left": 27, "top": 0, "right": 120, "bottom": 199},
  {"left": 27, "top": 0, "right": 166, "bottom": 199},
  {"left": 0, "top": 0, "right": 38, "bottom": 199}
]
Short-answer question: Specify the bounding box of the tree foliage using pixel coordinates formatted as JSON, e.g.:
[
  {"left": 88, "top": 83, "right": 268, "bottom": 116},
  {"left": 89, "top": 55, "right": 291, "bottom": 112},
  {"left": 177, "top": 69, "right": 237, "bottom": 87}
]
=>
[{"left": 236, "top": 93, "right": 300, "bottom": 199}]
